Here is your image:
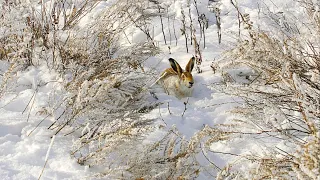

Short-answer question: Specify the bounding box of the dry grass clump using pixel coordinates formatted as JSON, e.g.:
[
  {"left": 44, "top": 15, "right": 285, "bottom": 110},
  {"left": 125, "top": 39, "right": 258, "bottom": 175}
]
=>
[{"left": 212, "top": 1, "right": 320, "bottom": 179}]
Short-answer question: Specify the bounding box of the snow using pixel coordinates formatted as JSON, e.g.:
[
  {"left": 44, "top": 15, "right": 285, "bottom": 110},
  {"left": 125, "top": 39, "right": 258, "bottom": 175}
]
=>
[
  {"left": 0, "top": 109, "right": 94, "bottom": 180},
  {"left": 0, "top": 63, "right": 94, "bottom": 179},
  {"left": 0, "top": 0, "right": 316, "bottom": 179}
]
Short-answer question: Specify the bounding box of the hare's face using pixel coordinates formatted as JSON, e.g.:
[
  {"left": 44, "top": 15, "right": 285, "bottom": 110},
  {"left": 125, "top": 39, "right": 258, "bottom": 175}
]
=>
[{"left": 181, "top": 72, "right": 194, "bottom": 88}]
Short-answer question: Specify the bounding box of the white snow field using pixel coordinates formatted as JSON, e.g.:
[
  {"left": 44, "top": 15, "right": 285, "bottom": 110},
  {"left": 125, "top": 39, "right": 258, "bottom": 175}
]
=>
[
  {"left": 0, "top": 0, "right": 318, "bottom": 179},
  {"left": 0, "top": 65, "right": 96, "bottom": 179},
  {"left": 0, "top": 109, "right": 93, "bottom": 180}
]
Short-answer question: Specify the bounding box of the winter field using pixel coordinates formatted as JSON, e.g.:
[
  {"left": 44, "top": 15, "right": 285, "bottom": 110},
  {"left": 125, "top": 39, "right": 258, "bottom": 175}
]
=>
[{"left": 0, "top": 0, "right": 319, "bottom": 179}]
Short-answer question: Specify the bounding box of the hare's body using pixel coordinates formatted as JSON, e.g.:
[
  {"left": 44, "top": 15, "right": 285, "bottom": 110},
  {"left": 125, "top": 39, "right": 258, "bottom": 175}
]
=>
[
  {"left": 156, "top": 57, "right": 195, "bottom": 99},
  {"left": 159, "top": 70, "right": 193, "bottom": 98}
]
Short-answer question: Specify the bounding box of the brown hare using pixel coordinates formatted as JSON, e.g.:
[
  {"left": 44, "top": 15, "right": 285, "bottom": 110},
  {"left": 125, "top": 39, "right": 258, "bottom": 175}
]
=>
[{"left": 155, "top": 57, "right": 195, "bottom": 99}]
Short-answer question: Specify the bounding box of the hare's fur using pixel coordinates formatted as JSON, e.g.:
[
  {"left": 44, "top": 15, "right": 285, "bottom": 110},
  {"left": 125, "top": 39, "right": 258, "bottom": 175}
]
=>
[{"left": 157, "top": 57, "right": 195, "bottom": 99}]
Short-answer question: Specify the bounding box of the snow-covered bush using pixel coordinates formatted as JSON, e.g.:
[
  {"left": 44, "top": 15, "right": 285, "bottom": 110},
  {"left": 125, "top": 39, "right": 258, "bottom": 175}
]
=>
[
  {"left": 61, "top": 41, "right": 160, "bottom": 166},
  {"left": 213, "top": 0, "right": 320, "bottom": 178},
  {"left": 102, "top": 127, "right": 201, "bottom": 179},
  {"left": 0, "top": 0, "right": 164, "bottom": 177},
  {"left": 47, "top": 0, "right": 166, "bottom": 176},
  {"left": 0, "top": 0, "right": 97, "bottom": 93},
  {"left": 0, "top": 0, "right": 38, "bottom": 96}
]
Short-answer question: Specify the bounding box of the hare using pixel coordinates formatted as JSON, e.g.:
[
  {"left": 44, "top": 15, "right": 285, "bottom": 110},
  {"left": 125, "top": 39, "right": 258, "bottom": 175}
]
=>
[{"left": 155, "top": 57, "right": 195, "bottom": 99}]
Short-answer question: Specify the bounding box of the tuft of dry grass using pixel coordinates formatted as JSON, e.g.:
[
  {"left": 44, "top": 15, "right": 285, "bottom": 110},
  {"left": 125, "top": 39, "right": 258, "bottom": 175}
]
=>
[{"left": 210, "top": 1, "right": 320, "bottom": 179}]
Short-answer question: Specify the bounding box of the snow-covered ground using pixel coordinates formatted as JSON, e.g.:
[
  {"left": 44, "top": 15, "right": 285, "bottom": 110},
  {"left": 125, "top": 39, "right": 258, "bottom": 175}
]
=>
[
  {"left": 0, "top": 0, "right": 314, "bottom": 179},
  {"left": 0, "top": 65, "right": 96, "bottom": 179},
  {"left": 0, "top": 109, "right": 93, "bottom": 179}
]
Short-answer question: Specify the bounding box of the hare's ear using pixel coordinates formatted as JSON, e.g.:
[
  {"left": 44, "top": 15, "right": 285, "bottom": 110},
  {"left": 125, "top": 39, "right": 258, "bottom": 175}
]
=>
[
  {"left": 185, "top": 57, "right": 195, "bottom": 73},
  {"left": 169, "top": 58, "right": 183, "bottom": 75}
]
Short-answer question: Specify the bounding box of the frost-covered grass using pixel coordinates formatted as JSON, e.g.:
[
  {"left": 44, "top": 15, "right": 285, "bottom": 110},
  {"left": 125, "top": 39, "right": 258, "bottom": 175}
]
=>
[{"left": 0, "top": 0, "right": 319, "bottom": 179}]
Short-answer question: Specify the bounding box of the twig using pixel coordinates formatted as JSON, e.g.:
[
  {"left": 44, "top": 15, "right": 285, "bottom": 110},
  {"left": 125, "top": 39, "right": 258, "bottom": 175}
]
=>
[
  {"left": 181, "top": 98, "right": 189, "bottom": 117},
  {"left": 208, "top": 149, "right": 241, "bottom": 157},
  {"left": 275, "top": 147, "right": 294, "bottom": 158},
  {"left": 159, "top": 105, "right": 167, "bottom": 126},
  {"left": 123, "top": 31, "right": 132, "bottom": 44},
  {"left": 167, "top": 102, "right": 172, "bottom": 115},
  {"left": 249, "top": 72, "right": 262, "bottom": 84},
  {"left": 172, "top": 15, "right": 178, "bottom": 46},
  {"left": 201, "top": 101, "right": 242, "bottom": 109},
  {"left": 200, "top": 143, "right": 222, "bottom": 171},
  {"left": 181, "top": 9, "right": 189, "bottom": 53},
  {"left": 54, "top": 119, "right": 71, "bottom": 135},
  {"left": 193, "top": 0, "right": 203, "bottom": 38},
  {"left": 22, "top": 86, "right": 38, "bottom": 115},
  {"left": 26, "top": 92, "right": 37, "bottom": 122},
  {"left": 187, "top": 0, "right": 193, "bottom": 45},
  {"left": 27, "top": 114, "right": 51, "bottom": 137},
  {"left": 38, "top": 135, "right": 56, "bottom": 180},
  {"left": 64, "top": 126, "right": 82, "bottom": 136},
  {"left": 0, "top": 94, "right": 19, "bottom": 109},
  {"left": 48, "top": 109, "right": 66, "bottom": 130},
  {"left": 158, "top": 5, "right": 167, "bottom": 45},
  {"left": 167, "top": 6, "right": 171, "bottom": 45},
  {"left": 230, "top": 0, "right": 241, "bottom": 37},
  {"left": 23, "top": 83, "right": 41, "bottom": 122}
]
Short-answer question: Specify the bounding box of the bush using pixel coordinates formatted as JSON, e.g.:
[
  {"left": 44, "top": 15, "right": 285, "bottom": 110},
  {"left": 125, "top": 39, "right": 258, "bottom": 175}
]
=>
[
  {"left": 0, "top": 0, "right": 162, "bottom": 176},
  {"left": 212, "top": 0, "right": 320, "bottom": 179}
]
